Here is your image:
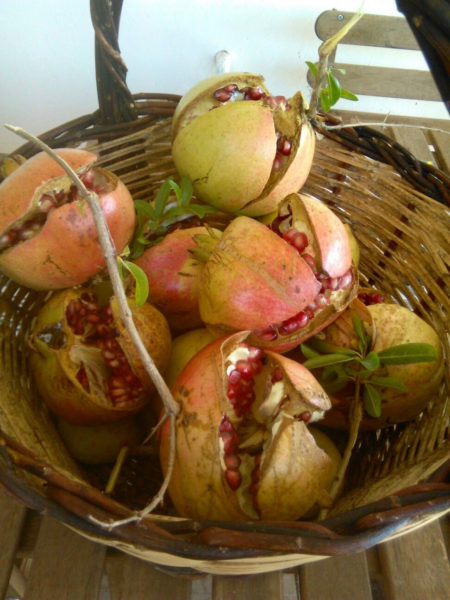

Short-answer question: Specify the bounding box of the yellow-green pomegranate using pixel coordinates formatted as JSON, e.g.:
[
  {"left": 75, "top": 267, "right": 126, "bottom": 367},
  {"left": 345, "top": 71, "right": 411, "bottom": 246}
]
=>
[{"left": 171, "top": 72, "right": 315, "bottom": 216}]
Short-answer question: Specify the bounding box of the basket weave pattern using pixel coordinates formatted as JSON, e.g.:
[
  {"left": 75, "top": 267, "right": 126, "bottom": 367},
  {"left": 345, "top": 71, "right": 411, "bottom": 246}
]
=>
[{"left": 0, "top": 0, "right": 448, "bottom": 575}]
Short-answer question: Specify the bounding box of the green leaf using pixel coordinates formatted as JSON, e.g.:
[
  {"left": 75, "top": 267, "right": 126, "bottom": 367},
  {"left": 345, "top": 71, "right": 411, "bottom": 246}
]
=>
[
  {"left": 121, "top": 260, "right": 149, "bottom": 307},
  {"left": 167, "top": 179, "right": 182, "bottom": 202},
  {"left": 324, "top": 376, "right": 352, "bottom": 394},
  {"left": 320, "top": 89, "right": 332, "bottom": 113},
  {"left": 340, "top": 88, "right": 358, "bottom": 101},
  {"left": 327, "top": 71, "right": 342, "bottom": 106},
  {"left": 307, "top": 337, "right": 358, "bottom": 356},
  {"left": 303, "top": 353, "right": 355, "bottom": 370},
  {"left": 369, "top": 376, "right": 409, "bottom": 393},
  {"left": 187, "top": 203, "right": 220, "bottom": 218},
  {"left": 306, "top": 61, "right": 318, "bottom": 78},
  {"left": 154, "top": 179, "right": 172, "bottom": 217},
  {"left": 134, "top": 199, "right": 156, "bottom": 220},
  {"left": 352, "top": 314, "right": 367, "bottom": 343},
  {"left": 360, "top": 351, "right": 380, "bottom": 371},
  {"left": 363, "top": 383, "right": 382, "bottom": 418},
  {"left": 300, "top": 344, "right": 320, "bottom": 359},
  {"left": 179, "top": 176, "right": 194, "bottom": 206},
  {"left": 331, "top": 67, "right": 346, "bottom": 75},
  {"left": 378, "top": 343, "right": 437, "bottom": 365}
]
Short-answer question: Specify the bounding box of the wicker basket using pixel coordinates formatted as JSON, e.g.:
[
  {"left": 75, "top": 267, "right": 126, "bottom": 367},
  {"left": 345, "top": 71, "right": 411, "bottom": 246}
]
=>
[{"left": 0, "top": 0, "right": 448, "bottom": 576}]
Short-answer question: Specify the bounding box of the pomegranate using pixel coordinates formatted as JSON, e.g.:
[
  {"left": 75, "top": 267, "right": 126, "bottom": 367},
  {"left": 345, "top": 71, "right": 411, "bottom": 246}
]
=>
[
  {"left": 57, "top": 416, "right": 144, "bottom": 465},
  {"left": 159, "top": 332, "right": 333, "bottom": 521},
  {"left": 29, "top": 287, "right": 172, "bottom": 425},
  {"left": 319, "top": 300, "right": 444, "bottom": 429},
  {"left": 0, "top": 149, "right": 136, "bottom": 290},
  {"left": 165, "top": 327, "right": 220, "bottom": 387},
  {"left": 195, "top": 193, "right": 358, "bottom": 352},
  {"left": 133, "top": 226, "right": 221, "bottom": 334},
  {"left": 171, "top": 72, "right": 315, "bottom": 216}
]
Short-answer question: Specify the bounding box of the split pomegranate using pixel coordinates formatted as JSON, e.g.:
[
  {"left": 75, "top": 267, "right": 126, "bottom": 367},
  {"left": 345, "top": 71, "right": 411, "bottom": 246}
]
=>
[
  {"left": 196, "top": 193, "right": 358, "bottom": 352},
  {"left": 29, "top": 287, "right": 171, "bottom": 425},
  {"left": 171, "top": 72, "right": 315, "bottom": 216},
  {"left": 133, "top": 226, "right": 221, "bottom": 334},
  {"left": 0, "top": 149, "right": 136, "bottom": 290},
  {"left": 159, "top": 332, "right": 334, "bottom": 521},
  {"left": 319, "top": 299, "right": 444, "bottom": 429}
]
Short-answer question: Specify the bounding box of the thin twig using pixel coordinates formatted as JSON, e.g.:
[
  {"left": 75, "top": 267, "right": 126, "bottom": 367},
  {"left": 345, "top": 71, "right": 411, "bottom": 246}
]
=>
[
  {"left": 4, "top": 124, "right": 179, "bottom": 524},
  {"left": 319, "top": 388, "right": 363, "bottom": 520},
  {"left": 322, "top": 122, "right": 450, "bottom": 135},
  {"left": 308, "top": 9, "right": 364, "bottom": 121}
]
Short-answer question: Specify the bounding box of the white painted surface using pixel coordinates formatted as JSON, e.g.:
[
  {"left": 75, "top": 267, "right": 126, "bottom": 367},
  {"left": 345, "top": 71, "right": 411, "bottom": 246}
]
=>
[{"left": 1, "top": 0, "right": 447, "bottom": 153}]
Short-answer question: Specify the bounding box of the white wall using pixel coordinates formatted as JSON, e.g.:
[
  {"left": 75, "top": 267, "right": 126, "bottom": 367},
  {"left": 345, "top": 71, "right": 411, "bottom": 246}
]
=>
[{"left": 1, "top": 0, "right": 447, "bottom": 153}]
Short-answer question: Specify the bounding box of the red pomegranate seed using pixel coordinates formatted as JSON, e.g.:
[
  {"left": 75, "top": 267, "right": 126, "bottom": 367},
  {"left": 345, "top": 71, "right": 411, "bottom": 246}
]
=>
[
  {"left": 235, "top": 360, "right": 254, "bottom": 379},
  {"left": 253, "top": 325, "right": 278, "bottom": 342},
  {"left": 225, "top": 469, "right": 242, "bottom": 490},
  {"left": 271, "top": 366, "right": 284, "bottom": 383},
  {"left": 224, "top": 453, "right": 241, "bottom": 471},
  {"left": 298, "top": 411, "right": 312, "bottom": 423},
  {"left": 219, "top": 417, "right": 234, "bottom": 433},
  {"left": 214, "top": 87, "right": 232, "bottom": 102},
  {"left": 302, "top": 253, "right": 316, "bottom": 269},
  {"left": 272, "top": 155, "right": 282, "bottom": 172},
  {"left": 339, "top": 271, "right": 353, "bottom": 290},
  {"left": 245, "top": 86, "right": 264, "bottom": 100},
  {"left": 277, "top": 136, "right": 292, "bottom": 155},
  {"left": 221, "top": 431, "right": 238, "bottom": 454},
  {"left": 228, "top": 369, "right": 241, "bottom": 385}
]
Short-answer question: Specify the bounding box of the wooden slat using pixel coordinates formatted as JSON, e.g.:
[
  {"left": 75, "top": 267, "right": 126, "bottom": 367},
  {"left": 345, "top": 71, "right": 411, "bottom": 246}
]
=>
[
  {"left": 212, "top": 572, "right": 283, "bottom": 600},
  {"left": 0, "top": 487, "right": 27, "bottom": 600},
  {"left": 315, "top": 10, "right": 419, "bottom": 49},
  {"left": 428, "top": 130, "right": 450, "bottom": 173},
  {"left": 330, "top": 64, "right": 440, "bottom": 101},
  {"left": 299, "top": 553, "right": 372, "bottom": 600},
  {"left": 23, "top": 517, "right": 106, "bottom": 600},
  {"left": 106, "top": 553, "right": 191, "bottom": 600},
  {"left": 378, "top": 519, "right": 450, "bottom": 600}
]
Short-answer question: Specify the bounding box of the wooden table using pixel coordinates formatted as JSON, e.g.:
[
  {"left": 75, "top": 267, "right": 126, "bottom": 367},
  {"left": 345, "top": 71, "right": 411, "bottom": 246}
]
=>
[{"left": 1, "top": 486, "right": 449, "bottom": 600}]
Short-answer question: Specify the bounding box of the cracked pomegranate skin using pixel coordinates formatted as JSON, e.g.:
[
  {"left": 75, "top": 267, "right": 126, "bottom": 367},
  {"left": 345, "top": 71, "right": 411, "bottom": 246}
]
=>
[
  {"left": 197, "top": 197, "right": 358, "bottom": 352},
  {"left": 171, "top": 72, "right": 315, "bottom": 216},
  {"left": 159, "top": 333, "right": 333, "bottom": 522},
  {"left": 0, "top": 149, "right": 136, "bottom": 290},
  {"left": 29, "top": 288, "right": 172, "bottom": 425}
]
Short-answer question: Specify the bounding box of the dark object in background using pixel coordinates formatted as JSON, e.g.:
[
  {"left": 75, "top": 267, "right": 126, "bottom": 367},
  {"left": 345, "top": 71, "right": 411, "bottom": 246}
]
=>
[{"left": 396, "top": 0, "right": 450, "bottom": 113}]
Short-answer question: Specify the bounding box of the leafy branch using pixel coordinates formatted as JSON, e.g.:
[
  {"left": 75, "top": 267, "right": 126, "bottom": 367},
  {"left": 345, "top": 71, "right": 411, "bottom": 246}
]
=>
[
  {"left": 306, "top": 313, "right": 438, "bottom": 517},
  {"left": 306, "top": 63, "right": 358, "bottom": 113},
  {"left": 302, "top": 314, "right": 437, "bottom": 418},
  {"left": 307, "top": 8, "right": 363, "bottom": 120},
  {"left": 130, "top": 176, "right": 219, "bottom": 259}
]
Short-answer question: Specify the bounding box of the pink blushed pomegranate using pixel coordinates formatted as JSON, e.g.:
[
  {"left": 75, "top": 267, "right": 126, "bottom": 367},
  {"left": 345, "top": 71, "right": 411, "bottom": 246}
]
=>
[
  {"left": 133, "top": 227, "right": 221, "bottom": 334},
  {"left": 159, "top": 332, "right": 333, "bottom": 521},
  {"left": 0, "top": 149, "right": 136, "bottom": 290},
  {"left": 196, "top": 193, "right": 358, "bottom": 352},
  {"left": 29, "top": 287, "right": 171, "bottom": 425},
  {"left": 171, "top": 72, "right": 315, "bottom": 216}
]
